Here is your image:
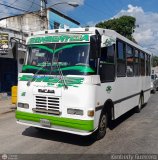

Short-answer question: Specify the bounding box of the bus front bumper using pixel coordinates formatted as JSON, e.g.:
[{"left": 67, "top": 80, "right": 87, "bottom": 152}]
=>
[{"left": 16, "top": 111, "right": 95, "bottom": 136}]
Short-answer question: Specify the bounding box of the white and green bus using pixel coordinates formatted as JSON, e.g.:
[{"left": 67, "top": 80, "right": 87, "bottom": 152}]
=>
[{"left": 15, "top": 27, "right": 151, "bottom": 140}]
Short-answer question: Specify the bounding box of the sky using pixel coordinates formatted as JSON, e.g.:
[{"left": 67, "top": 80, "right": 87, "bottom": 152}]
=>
[{"left": 0, "top": 0, "right": 158, "bottom": 55}]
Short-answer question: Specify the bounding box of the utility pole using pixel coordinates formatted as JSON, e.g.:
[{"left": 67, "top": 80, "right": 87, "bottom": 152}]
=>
[
  {"left": 40, "top": 0, "right": 47, "bottom": 30},
  {"left": 39, "top": 1, "right": 78, "bottom": 30}
]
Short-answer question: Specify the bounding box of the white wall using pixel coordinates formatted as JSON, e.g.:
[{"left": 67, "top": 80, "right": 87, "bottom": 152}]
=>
[{"left": 5, "top": 13, "right": 47, "bottom": 33}]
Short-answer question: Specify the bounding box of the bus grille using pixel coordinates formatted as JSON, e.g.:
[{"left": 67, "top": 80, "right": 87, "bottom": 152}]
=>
[{"left": 33, "top": 96, "right": 61, "bottom": 115}]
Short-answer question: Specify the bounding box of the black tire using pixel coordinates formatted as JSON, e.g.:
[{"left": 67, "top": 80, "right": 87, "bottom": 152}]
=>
[
  {"left": 152, "top": 88, "right": 156, "bottom": 94},
  {"left": 95, "top": 111, "right": 107, "bottom": 140},
  {"left": 135, "top": 95, "right": 143, "bottom": 113},
  {"left": 35, "top": 127, "right": 45, "bottom": 132}
]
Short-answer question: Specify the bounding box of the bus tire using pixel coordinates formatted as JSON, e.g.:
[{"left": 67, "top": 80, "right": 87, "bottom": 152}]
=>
[
  {"left": 135, "top": 95, "right": 143, "bottom": 113},
  {"left": 152, "top": 88, "right": 156, "bottom": 94},
  {"left": 35, "top": 127, "right": 45, "bottom": 132},
  {"left": 95, "top": 111, "right": 107, "bottom": 140}
]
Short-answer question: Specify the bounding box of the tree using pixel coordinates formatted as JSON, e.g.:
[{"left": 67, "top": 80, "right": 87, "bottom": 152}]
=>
[{"left": 96, "top": 16, "right": 136, "bottom": 41}]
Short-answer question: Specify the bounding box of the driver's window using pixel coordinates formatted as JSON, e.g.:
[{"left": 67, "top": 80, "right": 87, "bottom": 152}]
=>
[{"left": 99, "top": 45, "right": 115, "bottom": 82}]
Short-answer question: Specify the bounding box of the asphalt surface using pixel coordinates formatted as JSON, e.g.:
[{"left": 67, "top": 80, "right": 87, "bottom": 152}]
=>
[{"left": 0, "top": 93, "right": 158, "bottom": 158}]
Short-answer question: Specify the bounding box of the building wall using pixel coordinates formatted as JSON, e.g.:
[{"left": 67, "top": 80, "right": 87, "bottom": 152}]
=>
[
  {"left": 6, "top": 13, "right": 44, "bottom": 32},
  {"left": 4, "top": 10, "right": 79, "bottom": 33}
]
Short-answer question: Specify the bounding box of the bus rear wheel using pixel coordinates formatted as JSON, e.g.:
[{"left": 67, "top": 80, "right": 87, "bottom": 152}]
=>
[
  {"left": 95, "top": 111, "right": 107, "bottom": 140},
  {"left": 135, "top": 95, "right": 143, "bottom": 113}
]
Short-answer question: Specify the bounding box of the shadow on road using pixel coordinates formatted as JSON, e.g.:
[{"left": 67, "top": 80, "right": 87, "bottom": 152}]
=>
[
  {"left": 22, "top": 127, "right": 96, "bottom": 146},
  {"left": 22, "top": 106, "right": 143, "bottom": 145},
  {"left": 109, "top": 108, "right": 137, "bottom": 130}
]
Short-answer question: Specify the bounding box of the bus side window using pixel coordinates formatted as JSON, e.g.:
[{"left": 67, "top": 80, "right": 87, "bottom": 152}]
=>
[
  {"left": 117, "top": 40, "right": 126, "bottom": 77},
  {"left": 140, "top": 52, "right": 145, "bottom": 76},
  {"left": 134, "top": 49, "right": 140, "bottom": 76},
  {"left": 148, "top": 55, "right": 151, "bottom": 76},
  {"left": 99, "top": 44, "right": 115, "bottom": 82},
  {"left": 146, "top": 54, "right": 150, "bottom": 76},
  {"left": 126, "top": 45, "right": 134, "bottom": 77}
]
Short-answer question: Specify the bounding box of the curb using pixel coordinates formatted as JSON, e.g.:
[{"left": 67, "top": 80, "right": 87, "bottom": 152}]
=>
[
  {"left": 0, "top": 107, "right": 17, "bottom": 115},
  {"left": 0, "top": 109, "right": 16, "bottom": 115},
  {"left": 0, "top": 93, "right": 9, "bottom": 101}
]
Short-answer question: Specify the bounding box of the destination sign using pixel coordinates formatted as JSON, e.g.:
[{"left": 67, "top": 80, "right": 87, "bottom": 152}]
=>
[{"left": 28, "top": 34, "right": 89, "bottom": 44}]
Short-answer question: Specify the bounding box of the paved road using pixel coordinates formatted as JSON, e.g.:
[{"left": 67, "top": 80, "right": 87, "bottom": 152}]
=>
[{"left": 0, "top": 93, "right": 158, "bottom": 157}]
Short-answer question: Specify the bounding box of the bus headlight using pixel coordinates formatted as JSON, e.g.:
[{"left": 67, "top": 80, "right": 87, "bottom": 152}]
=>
[
  {"left": 18, "top": 103, "right": 29, "bottom": 109},
  {"left": 67, "top": 108, "right": 83, "bottom": 115},
  {"left": 18, "top": 103, "right": 23, "bottom": 108}
]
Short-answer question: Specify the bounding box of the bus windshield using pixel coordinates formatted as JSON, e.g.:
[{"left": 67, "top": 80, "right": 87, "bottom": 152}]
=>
[{"left": 23, "top": 43, "right": 96, "bottom": 75}]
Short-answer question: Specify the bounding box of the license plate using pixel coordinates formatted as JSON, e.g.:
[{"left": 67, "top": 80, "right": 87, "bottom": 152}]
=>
[{"left": 40, "top": 119, "right": 51, "bottom": 128}]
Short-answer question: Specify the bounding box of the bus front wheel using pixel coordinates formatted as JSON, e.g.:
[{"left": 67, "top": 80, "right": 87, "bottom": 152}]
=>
[
  {"left": 95, "top": 111, "right": 107, "bottom": 140},
  {"left": 135, "top": 95, "right": 144, "bottom": 113}
]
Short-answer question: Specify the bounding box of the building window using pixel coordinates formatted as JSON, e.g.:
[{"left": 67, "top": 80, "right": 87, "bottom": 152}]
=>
[
  {"left": 126, "top": 44, "right": 134, "bottom": 77},
  {"left": 117, "top": 40, "right": 126, "bottom": 77},
  {"left": 54, "top": 21, "right": 60, "bottom": 29}
]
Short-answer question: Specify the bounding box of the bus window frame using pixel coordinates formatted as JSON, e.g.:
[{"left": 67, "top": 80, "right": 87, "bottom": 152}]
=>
[
  {"left": 140, "top": 51, "right": 145, "bottom": 76},
  {"left": 126, "top": 44, "right": 134, "bottom": 77},
  {"left": 99, "top": 44, "right": 116, "bottom": 83},
  {"left": 134, "top": 48, "right": 140, "bottom": 76},
  {"left": 116, "top": 39, "right": 126, "bottom": 77}
]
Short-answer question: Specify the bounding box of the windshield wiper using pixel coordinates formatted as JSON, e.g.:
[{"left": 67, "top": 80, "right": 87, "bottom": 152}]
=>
[
  {"left": 56, "top": 60, "right": 68, "bottom": 89},
  {"left": 50, "top": 45, "right": 68, "bottom": 89},
  {"left": 55, "top": 51, "right": 68, "bottom": 89},
  {"left": 26, "top": 65, "right": 47, "bottom": 86}
]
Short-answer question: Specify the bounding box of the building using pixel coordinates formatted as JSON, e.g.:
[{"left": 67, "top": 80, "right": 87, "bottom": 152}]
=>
[
  {"left": 0, "top": 8, "right": 80, "bottom": 94},
  {"left": 0, "top": 27, "right": 27, "bottom": 93},
  {"left": 0, "top": 8, "right": 80, "bottom": 33},
  {"left": 47, "top": 8, "right": 80, "bottom": 29}
]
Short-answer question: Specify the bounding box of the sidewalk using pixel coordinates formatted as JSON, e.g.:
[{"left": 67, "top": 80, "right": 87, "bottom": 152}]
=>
[{"left": 0, "top": 95, "right": 16, "bottom": 114}]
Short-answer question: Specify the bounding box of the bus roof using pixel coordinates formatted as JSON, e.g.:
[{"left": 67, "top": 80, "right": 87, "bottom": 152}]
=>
[{"left": 29, "top": 27, "right": 151, "bottom": 55}]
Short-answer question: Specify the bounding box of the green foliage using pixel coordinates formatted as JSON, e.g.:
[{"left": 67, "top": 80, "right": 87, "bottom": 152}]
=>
[
  {"left": 96, "top": 16, "right": 136, "bottom": 41},
  {"left": 152, "top": 56, "right": 158, "bottom": 67}
]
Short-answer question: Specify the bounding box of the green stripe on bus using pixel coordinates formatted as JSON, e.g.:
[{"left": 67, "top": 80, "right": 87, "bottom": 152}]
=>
[{"left": 16, "top": 111, "right": 94, "bottom": 131}]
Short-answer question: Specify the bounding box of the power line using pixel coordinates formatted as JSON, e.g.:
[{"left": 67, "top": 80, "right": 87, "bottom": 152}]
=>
[
  {"left": 0, "top": 0, "right": 82, "bottom": 30},
  {"left": 28, "top": 0, "right": 36, "bottom": 12},
  {"left": 10, "top": 0, "right": 19, "bottom": 6},
  {"left": 0, "top": 2, "right": 28, "bottom": 13},
  {"left": 0, "top": 1, "right": 58, "bottom": 31},
  {"left": 26, "top": 0, "right": 41, "bottom": 7},
  {"left": 0, "top": 0, "right": 39, "bottom": 17}
]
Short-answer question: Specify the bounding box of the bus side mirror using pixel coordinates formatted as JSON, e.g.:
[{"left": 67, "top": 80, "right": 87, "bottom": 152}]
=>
[
  {"left": 12, "top": 42, "right": 18, "bottom": 59},
  {"left": 90, "top": 30, "right": 101, "bottom": 59},
  {"left": 19, "top": 58, "right": 24, "bottom": 64}
]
